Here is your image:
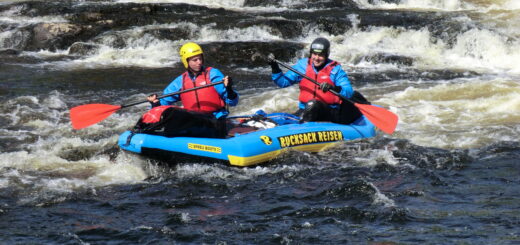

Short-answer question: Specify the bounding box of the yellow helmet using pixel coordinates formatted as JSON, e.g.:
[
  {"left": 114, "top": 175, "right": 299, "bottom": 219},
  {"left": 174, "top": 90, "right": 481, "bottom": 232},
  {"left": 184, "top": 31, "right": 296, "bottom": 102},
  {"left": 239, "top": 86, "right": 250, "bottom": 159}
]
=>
[{"left": 179, "top": 42, "right": 203, "bottom": 68}]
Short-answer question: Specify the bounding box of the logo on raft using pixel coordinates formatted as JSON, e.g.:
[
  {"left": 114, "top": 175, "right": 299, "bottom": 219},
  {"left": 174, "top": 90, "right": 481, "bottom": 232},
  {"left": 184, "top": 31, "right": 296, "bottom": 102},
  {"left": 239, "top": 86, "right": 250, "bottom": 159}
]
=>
[
  {"left": 188, "top": 143, "right": 222, "bottom": 154},
  {"left": 277, "top": 130, "right": 343, "bottom": 148},
  {"left": 260, "top": 135, "right": 273, "bottom": 145}
]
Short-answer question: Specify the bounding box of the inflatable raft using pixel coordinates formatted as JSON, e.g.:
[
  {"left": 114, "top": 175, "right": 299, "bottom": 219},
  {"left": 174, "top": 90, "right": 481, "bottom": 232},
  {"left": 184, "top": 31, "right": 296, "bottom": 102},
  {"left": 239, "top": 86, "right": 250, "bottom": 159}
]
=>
[{"left": 118, "top": 112, "right": 376, "bottom": 166}]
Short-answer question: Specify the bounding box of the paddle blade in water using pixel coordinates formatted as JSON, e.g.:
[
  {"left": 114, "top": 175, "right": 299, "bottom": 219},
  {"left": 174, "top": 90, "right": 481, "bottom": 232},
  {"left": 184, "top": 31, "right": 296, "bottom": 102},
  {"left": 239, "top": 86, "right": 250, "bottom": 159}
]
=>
[
  {"left": 70, "top": 104, "right": 122, "bottom": 130},
  {"left": 355, "top": 103, "right": 398, "bottom": 134}
]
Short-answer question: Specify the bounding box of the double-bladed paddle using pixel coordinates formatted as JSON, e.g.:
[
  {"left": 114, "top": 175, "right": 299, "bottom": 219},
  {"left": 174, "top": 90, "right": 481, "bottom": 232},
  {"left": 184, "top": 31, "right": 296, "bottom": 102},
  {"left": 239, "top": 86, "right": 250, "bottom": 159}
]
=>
[
  {"left": 268, "top": 57, "right": 398, "bottom": 134},
  {"left": 69, "top": 81, "right": 224, "bottom": 130}
]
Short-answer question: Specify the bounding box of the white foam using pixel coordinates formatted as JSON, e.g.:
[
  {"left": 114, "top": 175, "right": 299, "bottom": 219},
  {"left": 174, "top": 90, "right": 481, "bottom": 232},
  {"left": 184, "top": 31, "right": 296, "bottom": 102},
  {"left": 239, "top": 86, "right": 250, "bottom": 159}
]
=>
[
  {"left": 0, "top": 91, "right": 153, "bottom": 193},
  {"left": 302, "top": 221, "right": 313, "bottom": 228},
  {"left": 358, "top": 0, "right": 503, "bottom": 11},
  {"left": 354, "top": 0, "right": 520, "bottom": 12},
  {"left": 447, "top": 29, "right": 520, "bottom": 74},
  {"left": 0, "top": 149, "right": 148, "bottom": 192},
  {"left": 0, "top": 29, "right": 16, "bottom": 48},
  {"left": 79, "top": 37, "right": 178, "bottom": 68},
  {"left": 354, "top": 149, "right": 401, "bottom": 167},
  {"left": 87, "top": 161, "right": 147, "bottom": 186},
  {"left": 172, "top": 161, "right": 306, "bottom": 182},
  {"left": 0, "top": 178, "right": 7, "bottom": 188},
  {"left": 369, "top": 182, "right": 396, "bottom": 207},
  {"left": 353, "top": 0, "right": 468, "bottom": 11},
  {"left": 197, "top": 24, "right": 280, "bottom": 41},
  {"left": 115, "top": 0, "right": 245, "bottom": 9},
  {"left": 323, "top": 25, "right": 520, "bottom": 75},
  {"left": 503, "top": 0, "right": 520, "bottom": 10},
  {"left": 12, "top": 9, "right": 518, "bottom": 76},
  {"left": 0, "top": 6, "right": 68, "bottom": 24},
  {"left": 41, "top": 22, "right": 283, "bottom": 69},
  {"left": 0, "top": 169, "right": 19, "bottom": 188},
  {"left": 113, "top": 0, "right": 304, "bottom": 12},
  {"left": 384, "top": 78, "right": 520, "bottom": 148}
]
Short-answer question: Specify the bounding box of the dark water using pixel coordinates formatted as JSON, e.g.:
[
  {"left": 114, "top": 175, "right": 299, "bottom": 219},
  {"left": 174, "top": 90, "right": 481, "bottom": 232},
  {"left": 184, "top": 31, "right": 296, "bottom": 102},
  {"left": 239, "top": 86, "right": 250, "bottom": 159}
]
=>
[{"left": 1, "top": 0, "right": 520, "bottom": 244}]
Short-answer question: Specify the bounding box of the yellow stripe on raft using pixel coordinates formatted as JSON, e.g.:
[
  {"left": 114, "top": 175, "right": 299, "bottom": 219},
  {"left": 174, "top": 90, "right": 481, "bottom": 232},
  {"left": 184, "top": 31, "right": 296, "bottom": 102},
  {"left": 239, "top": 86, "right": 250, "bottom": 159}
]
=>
[
  {"left": 227, "top": 142, "right": 339, "bottom": 167},
  {"left": 228, "top": 149, "right": 285, "bottom": 167},
  {"left": 292, "top": 141, "right": 339, "bottom": 152}
]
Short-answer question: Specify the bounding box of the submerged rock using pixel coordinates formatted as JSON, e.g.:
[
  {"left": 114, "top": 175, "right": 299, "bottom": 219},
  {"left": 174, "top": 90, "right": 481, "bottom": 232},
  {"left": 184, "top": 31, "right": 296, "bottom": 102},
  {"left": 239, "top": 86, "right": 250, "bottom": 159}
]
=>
[
  {"left": 0, "top": 49, "right": 20, "bottom": 55},
  {"left": 68, "top": 42, "right": 99, "bottom": 56},
  {"left": 355, "top": 53, "right": 415, "bottom": 66},
  {"left": 20, "top": 23, "right": 100, "bottom": 51}
]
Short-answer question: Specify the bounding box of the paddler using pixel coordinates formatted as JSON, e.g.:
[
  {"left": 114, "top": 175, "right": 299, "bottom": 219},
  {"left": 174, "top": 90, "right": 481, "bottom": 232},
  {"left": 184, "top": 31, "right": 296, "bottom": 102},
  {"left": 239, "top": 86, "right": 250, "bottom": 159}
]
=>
[
  {"left": 269, "top": 37, "right": 367, "bottom": 124},
  {"left": 147, "top": 42, "right": 239, "bottom": 118},
  {"left": 140, "top": 42, "right": 239, "bottom": 138}
]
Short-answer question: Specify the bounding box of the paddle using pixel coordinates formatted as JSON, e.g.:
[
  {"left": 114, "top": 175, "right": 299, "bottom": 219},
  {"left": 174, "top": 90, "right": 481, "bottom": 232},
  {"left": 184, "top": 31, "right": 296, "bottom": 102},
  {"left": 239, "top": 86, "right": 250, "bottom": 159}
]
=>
[
  {"left": 70, "top": 81, "right": 225, "bottom": 130},
  {"left": 268, "top": 57, "right": 398, "bottom": 134}
]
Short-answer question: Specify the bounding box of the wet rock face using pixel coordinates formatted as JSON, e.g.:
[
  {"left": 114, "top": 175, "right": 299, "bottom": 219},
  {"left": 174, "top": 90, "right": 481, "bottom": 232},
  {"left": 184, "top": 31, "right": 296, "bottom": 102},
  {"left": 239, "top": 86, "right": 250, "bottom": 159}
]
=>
[
  {"left": 244, "top": 0, "right": 359, "bottom": 9},
  {"left": 142, "top": 28, "right": 193, "bottom": 41},
  {"left": 0, "top": 0, "right": 472, "bottom": 69},
  {"left": 0, "top": 49, "right": 20, "bottom": 56},
  {"left": 68, "top": 42, "right": 99, "bottom": 56},
  {"left": 30, "top": 23, "right": 84, "bottom": 51},
  {"left": 8, "top": 21, "right": 104, "bottom": 51},
  {"left": 201, "top": 41, "right": 305, "bottom": 68}
]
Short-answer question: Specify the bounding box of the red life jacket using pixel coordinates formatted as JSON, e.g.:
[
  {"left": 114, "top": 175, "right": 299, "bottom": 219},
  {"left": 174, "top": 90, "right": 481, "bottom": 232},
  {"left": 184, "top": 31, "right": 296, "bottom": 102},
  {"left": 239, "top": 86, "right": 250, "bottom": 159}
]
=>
[
  {"left": 299, "top": 59, "right": 341, "bottom": 105},
  {"left": 179, "top": 67, "right": 225, "bottom": 113}
]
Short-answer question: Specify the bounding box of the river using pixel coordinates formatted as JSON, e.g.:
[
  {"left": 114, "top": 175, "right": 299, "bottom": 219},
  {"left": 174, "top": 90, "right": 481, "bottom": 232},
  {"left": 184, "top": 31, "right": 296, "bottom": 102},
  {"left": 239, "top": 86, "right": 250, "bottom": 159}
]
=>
[{"left": 1, "top": 0, "right": 519, "bottom": 244}]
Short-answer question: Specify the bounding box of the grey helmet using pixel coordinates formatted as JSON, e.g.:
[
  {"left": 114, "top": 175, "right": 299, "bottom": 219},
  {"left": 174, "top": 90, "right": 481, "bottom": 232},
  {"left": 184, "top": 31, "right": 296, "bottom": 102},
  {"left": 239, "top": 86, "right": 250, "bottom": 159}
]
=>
[{"left": 309, "top": 37, "right": 330, "bottom": 57}]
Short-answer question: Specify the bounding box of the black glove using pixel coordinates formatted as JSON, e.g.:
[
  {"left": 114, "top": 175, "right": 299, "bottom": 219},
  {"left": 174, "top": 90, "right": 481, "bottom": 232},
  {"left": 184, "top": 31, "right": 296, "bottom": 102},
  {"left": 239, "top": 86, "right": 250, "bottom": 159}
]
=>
[
  {"left": 226, "top": 77, "right": 237, "bottom": 100},
  {"left": 319, "top": 83, "right": 342, "bottom": 93},
  {"left": 319, "top": 83, "right": 332, "bottom": 92},
  {"left": 267, "top": 53, "right": 281, "bottom": 74},
  {"left": 226, "top": 76, "right": 233, "bottom": 91}
]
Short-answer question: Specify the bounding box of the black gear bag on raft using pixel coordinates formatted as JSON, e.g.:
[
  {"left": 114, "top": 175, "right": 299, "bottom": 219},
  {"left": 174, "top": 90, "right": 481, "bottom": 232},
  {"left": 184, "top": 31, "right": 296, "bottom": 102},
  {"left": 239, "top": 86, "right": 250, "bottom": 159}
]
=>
[
  {"left": 132, "top": 106, "right": 227, "bottom": 138},
  {"left": 299, "top": 91, "right": 370, "bottom": 124}
]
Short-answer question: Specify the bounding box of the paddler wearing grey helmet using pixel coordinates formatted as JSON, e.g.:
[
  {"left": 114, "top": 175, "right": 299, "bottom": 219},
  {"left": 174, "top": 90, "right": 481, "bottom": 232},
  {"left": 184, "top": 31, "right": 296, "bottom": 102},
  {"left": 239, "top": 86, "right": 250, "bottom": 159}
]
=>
[{"left": 269, "top": 37, "right": 367, "bottom": 124}]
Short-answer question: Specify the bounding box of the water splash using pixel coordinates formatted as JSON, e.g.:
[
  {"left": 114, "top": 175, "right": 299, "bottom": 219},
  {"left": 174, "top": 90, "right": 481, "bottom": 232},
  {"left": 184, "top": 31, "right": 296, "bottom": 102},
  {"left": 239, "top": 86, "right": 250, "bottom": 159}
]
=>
[{"left": 384, "top": 78, "right": 520, "bottom": 148}]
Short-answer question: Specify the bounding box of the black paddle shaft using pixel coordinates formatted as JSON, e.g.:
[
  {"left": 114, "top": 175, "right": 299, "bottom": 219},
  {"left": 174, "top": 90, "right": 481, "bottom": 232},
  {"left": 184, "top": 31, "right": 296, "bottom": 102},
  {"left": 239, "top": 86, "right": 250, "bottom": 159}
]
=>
[{"left": 120, "top": 81, "right": 225, "bottom": 109}]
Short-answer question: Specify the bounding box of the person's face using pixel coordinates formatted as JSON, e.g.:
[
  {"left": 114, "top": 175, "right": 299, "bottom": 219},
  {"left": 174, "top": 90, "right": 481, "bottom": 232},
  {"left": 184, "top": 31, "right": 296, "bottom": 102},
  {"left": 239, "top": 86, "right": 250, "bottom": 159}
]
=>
[
  {"left": 187, "top": 54, "right": 203, "bottom": 72},
  {"left": 310, "top": 52, "right": 327, "bottom": 67}
]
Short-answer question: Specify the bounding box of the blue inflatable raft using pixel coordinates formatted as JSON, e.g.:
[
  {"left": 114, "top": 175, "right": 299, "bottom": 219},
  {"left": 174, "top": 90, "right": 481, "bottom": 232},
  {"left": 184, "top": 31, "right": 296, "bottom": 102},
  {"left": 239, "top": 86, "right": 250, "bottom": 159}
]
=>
[{"left": 118, "top": 112, "right": 376, "bottom": 166}]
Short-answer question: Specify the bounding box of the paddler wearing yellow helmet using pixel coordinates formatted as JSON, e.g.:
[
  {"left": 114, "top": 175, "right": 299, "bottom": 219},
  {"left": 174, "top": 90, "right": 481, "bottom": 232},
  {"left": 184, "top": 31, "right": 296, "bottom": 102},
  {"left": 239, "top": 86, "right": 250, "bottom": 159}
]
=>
[
  {"left": 142, "top": 42, "right": 239, "bottom": 138},
  {"left": 179, "top": 42, "right": 203, "bottom": 69},
  {"left": 147, "top": 42, "right": 239, "bottom": 119}
]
